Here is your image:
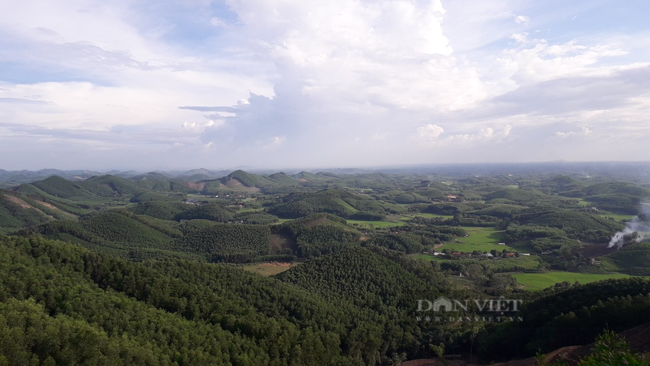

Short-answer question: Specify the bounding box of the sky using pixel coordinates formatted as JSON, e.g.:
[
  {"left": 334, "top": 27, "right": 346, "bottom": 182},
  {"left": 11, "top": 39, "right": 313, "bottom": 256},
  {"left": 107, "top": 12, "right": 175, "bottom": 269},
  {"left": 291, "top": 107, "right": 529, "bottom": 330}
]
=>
[{"left": 1, "top": 0, "right": 649, "bottom": 171}]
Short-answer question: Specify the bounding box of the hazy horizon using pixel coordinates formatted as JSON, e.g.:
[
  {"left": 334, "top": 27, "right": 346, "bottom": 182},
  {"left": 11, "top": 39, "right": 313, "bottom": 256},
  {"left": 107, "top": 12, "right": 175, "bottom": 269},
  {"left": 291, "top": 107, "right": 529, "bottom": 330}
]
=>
[
  {"left": 3, "top": 160, "right": 650, "bottom": 176},
  {"left": 2, "top": 0, "right": 650, "bottom": 170}
]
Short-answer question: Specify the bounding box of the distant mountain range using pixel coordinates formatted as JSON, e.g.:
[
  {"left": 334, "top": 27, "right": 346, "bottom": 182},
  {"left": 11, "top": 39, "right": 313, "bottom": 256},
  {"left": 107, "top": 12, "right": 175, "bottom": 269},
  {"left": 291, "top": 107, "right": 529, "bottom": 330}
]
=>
[{"left": 2, "top": 161, "right": 650, "bottom": 188}]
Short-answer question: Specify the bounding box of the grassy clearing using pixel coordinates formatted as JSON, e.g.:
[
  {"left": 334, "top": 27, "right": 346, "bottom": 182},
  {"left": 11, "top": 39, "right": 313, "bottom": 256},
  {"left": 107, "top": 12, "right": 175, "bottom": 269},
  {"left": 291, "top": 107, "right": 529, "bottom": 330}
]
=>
[
  {"left": 399, "top": 213, "right": 452, "bottom": 221},
  {"left": 347, "top": 220, "right": 406, "bottom": 229},
  {"left": 238, "top": 208, "right": 265, "bottom": 213},
  {"left": 270, "top": 218, "right": 295, "bottom": 225},
  {"left": 241, "top": 262, "right": 298, "bottom": 276},
  {"left": 597, "top": 213, "right": 635, "bottom": 222},
  {"left": 412, "top": 254, "right": 448, "bottom": 261},
  {"left": 439, "top": 227, "right": 521, "bottom": 253},
  {"left": 512, "top": 271, "right": 631, "bottom": 291}
]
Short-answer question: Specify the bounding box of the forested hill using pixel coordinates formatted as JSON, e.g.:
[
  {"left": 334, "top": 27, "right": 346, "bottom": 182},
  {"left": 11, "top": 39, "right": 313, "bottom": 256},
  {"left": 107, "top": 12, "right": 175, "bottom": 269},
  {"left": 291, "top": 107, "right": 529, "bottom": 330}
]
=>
[
  {"left": 0, "top": 235, "right": 472, "bottom": 365},
  {"left": 477, "top": 277, "right": 650, "bottom": 360},
  {"left": 2, "top": 235, "right": 646, "bottom": 364},
  {"left": 268, "top": 189, "right": 385, "bottom": 218}
]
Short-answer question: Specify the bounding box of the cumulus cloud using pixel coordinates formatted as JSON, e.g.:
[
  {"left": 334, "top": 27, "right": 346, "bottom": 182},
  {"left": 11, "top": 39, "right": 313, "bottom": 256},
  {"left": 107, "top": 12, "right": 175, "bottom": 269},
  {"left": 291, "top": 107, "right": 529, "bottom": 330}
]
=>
[
  {"left": 417, "top": 124, "right": 512, "bottom": 146},
  {"left": 0, "top": 0, "right": 648, "bottom": 169},
  {"left": 515, "top": 15, "right": 530, "bottom": 25},
  {"left": 417, "top": 124, "right": 445, "bottom": 143},
  {"left": 181, "top": 120, "right": 222, "bottom": 132},
  {"left": 555, "top": 126, "right": 593, "bottom": 138}
]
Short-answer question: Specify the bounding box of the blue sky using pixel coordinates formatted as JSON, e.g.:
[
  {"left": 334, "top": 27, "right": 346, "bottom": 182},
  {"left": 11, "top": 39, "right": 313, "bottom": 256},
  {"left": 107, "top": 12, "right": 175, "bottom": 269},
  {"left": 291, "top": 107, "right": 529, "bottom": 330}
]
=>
[{"left": 1, "top": 0, "right": 649, "bottom": 170}]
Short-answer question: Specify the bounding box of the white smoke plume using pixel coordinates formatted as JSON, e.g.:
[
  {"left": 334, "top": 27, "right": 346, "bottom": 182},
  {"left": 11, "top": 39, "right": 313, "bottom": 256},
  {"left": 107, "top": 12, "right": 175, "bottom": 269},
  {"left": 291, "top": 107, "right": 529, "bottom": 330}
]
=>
[{"left": 607, "top": 203, "right": 650, "bottom": 249}]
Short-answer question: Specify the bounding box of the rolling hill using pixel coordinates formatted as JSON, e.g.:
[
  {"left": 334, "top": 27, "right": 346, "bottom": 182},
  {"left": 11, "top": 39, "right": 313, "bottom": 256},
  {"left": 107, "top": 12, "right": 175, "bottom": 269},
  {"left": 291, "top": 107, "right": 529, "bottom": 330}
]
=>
[
  {"left": 268, "top": 189, "right": 384, "bottom": 218},
  {"left": 271, "top": 213, "right": 361, "bottom": 258},
  {"left": 77, "top": 174, "right": 144, "bottom": 197},
  {"left": 267, "top": 172, "right": 301, "bottom": 186},
  {"left": 220, "top": 170, "right": 277, "bottom": 190},
  {"left": 18, "top": 176, "right": 95, "bottom": 200},
  {"left": 0, "top": 191, "right": 51, "bottom": 231}
]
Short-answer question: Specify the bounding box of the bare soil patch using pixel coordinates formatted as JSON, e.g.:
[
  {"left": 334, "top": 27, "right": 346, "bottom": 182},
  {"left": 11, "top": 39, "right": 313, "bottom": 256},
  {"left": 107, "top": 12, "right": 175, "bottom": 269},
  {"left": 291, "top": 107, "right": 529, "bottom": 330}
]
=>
[
  {"left": 185, "top": 182, "right": 206, "bottom": 191},
  {"left": 305, "top": 217, "right": 329, "bottom": 227},
  {"left": 33, "top": 201, "right": 76, "bottom": 219},
  {"left": 269, "top": 233, "right": 293, "bottom": 251},
  {"left": 4, "top": 195, "right": 52, "bottom": 219},
  {"left": 5, "top": 195, "right": 32, "bottom": 209}
]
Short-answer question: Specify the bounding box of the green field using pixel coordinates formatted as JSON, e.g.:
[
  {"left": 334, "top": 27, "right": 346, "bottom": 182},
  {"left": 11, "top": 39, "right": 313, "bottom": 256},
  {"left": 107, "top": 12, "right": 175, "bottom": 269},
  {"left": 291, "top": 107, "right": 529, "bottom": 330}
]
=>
[
  {"left": 438, "top": 227, "right": 520, "bottom": 253},
  {"left": 241, "top": 262, "right": 298, "bottom": 276},
  {"left": 400, "top": 213, "right": 452, "bottom": 221},
  {"left": 597, "top": 213, "right": 635, "bottom": 222},
  {"left": 346, "top": 220, "right": 406, "bottom": 228},
  {"left": 412, "top": 253, "right": 449, "bottom": 261},
  {"left": 271, "top": 217, "right": 405, "bottom": 229},
  {"left": 512, "top": 271, "right": 632, "bottom": 291},
  {"left": 238, "top": 207, "right": 265, "bottom": 213}
]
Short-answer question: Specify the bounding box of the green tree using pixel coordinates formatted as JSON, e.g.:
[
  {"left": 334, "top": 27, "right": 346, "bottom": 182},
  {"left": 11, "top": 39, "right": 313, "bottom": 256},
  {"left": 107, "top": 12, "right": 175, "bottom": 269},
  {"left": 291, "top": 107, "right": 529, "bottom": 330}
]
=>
[{"left": 578, "top": 330, "right": 648, "bottom": 366}]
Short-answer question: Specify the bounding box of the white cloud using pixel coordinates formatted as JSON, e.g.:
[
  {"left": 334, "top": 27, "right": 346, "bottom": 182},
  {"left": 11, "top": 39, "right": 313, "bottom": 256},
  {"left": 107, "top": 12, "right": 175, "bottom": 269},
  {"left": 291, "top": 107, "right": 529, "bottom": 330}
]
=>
[
  {"left": 263, "top": 136, "right": 285, "bottom": 150},
  {"left": 416, "top": 124, "right": 444, "bottom": 143},
  {"left": 416, "top": 124, "right": 512, "bottom": 147},
  {"left": 499, "top": 36, "right": 629, "bottom": 84},
  {"left": 0, "top": 0, "right": 649, "bottom": 169},
  {"left": 442, "top": 125, "right": 512, "bottom": 144},
  {"left": 555, "top": 126, "right": 594, "bottom": 138},
  {"left": 210, "top": 17, "right": 228, "bottom": 27},
  {"left": 181, "top": 120, "right": 222, "bottom": 132},
  {"left": 514, "top": 15, "right": 530, "bottom": 25}
]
